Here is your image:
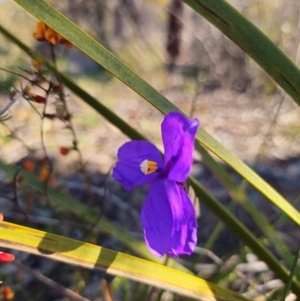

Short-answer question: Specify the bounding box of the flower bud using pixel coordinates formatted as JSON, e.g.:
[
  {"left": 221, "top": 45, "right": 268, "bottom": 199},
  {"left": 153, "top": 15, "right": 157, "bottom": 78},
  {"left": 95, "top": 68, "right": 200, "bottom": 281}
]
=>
[
  {"left": 23, "top": 160, "right": 35, "bottom": 172},
  {"left": 0, "top": 252, "right": 15, "bottom": 263},
  {"left": 52, "top": 83, "right": 62, "bottom": 93},
  {"left": 2, "top": 286, "right": 14, "bottom": 300},
  {"left": 60, "top": 147, "right": 70, "bottom": 156},
  {"left": 26, "top": 92, "right": 46, "bottom": 104}
]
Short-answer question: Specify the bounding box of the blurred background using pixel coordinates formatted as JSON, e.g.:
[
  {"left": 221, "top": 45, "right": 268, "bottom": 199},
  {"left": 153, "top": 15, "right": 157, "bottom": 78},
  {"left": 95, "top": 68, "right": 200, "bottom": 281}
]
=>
[
  {"left": 0, "top": 0, "right": 300, "bottom": 300},
  {"left": 1, "top": 0, "right": 300, "bottom": 171}
]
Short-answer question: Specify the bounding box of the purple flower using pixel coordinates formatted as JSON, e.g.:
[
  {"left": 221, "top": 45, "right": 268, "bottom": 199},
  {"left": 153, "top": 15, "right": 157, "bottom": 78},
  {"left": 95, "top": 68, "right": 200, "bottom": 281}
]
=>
[{"left": 112, "top": 112, "right": 199, "bottom": 257}]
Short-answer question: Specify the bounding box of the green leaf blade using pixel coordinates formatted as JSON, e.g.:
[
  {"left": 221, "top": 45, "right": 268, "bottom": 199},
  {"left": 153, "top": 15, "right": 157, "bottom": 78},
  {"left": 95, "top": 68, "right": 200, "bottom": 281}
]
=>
[
  {"left": 10, "top": 0, "right": 300, "bottom": 226},
  {"left": 0, "top": 221, "right": 253, "bottom": 301}
]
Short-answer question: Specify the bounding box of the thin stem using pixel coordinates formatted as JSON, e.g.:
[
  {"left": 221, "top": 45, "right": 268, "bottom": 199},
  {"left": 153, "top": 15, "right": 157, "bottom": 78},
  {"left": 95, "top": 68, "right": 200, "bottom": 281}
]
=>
[
  {"left": 12, "top": 167, "right": 30, "bottom": 219},
  {"left": 40, "top": 81, "right": 58, "bottom": 217},
  {"left": 85, "top": 163, "right": 115, "bottom": 236},
  {"left": 0, "top": 67, "right": 47, "bottom": 92},
  {"left": 49, "top": 44, "right": 96, "bottom": 207},
  {"left": 13, "top": 262, "right": 90, "bottom": 301}
]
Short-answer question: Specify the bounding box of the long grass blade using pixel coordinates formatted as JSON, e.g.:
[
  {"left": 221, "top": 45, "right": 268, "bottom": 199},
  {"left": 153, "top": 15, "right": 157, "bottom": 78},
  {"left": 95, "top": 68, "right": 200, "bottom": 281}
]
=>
[
  {"left": 188, "top": 176, "right": 300, "bottom": 296},
  {"left": 1, "top": 22, "right": 300, "bottom": 295},
  {"left": 280, "top": 242, "right": 300, "bottom": 301},
  {"left": 0, "top": 221, "right": 253, "bottom": 301},
  {"left": 197, "top": 144, "right": 297, "bottom": 273},
  {"left": 9, "top": 0, "right": 300, "bottom": 227}
]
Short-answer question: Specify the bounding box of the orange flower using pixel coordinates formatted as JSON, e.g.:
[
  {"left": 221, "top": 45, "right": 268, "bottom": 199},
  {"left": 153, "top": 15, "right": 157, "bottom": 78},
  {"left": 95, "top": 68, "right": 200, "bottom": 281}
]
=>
[
  {"left": 23, "top": 160, "right": 35, "bottom": 172},
  {"left": 37, "top": 165, "right": 57, "bottom": 186},
  {"left": 2, "top": 286, "right": 14, "bottom": 300},
  {"left": 33, "top": 21, "right": 72, "bottom": 46},
  {"left": 33, "top": 21, "right": 47, "bottom": 41},
  {"left": 38, "top": 165, "right": 51, "bottom": 181},
  {"left": 44, "top": 27, "right": 62, "bottom": 45}
]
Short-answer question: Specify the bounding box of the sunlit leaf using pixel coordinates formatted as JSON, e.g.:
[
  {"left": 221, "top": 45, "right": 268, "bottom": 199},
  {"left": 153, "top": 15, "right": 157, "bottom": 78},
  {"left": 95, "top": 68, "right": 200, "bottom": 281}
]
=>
[
  {"left": 10, "top": 0, "right": 300, "bottom": 227},
  {"left": 0, "top": 221, "right": 252, "bottom": 301}
]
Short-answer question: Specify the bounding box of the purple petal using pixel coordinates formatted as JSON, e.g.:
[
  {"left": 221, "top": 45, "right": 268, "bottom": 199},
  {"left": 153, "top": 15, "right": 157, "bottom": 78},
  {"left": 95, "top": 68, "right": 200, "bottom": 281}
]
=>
[
  {"left": 141, "top": 179, "right": 197, "bottom": 257},
  {"left": 161, "top": 112, "right": 199, "bottom": 182},
  {"left": 167, "top": 183, "right": 198, "bottom": 256},
  {"left": 112, "top": 140, "right": 164, "bottom": 191}
]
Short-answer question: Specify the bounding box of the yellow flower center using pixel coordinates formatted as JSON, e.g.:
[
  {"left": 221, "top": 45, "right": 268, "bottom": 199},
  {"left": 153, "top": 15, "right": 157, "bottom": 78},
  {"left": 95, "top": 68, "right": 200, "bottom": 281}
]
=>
[{"left": 140, "top": 159, "right": 158, "bottom": 175}]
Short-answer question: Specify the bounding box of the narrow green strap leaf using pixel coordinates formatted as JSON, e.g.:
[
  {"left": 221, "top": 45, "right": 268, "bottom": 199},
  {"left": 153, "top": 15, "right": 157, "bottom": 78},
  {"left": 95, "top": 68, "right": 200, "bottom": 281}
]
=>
[
  {"left": 182, "top": 0, "right": 300, "bottom": 107},
  {"left": 196, "top": 143, "right": 296, "bottom": 273},
  {"left": 189, "top": 177, "right": 300, "bottom": 296},
  {"left": 0, "top": 25, "right": 293, "bottom": 267},
  {"left": 10, "top": 0, "right": 300, "bottom": 226},
  {"left": 2, "top": 19, "right": 294, "bottom": 282},
  {"left": 0, "top": 25, "right": 293, "bottom": 268},
  {"left": 198, "top": 131, "right": 300, "bottom": 226},
  {"left": 280, "top": 242, "right": 300, "bottom": 301},
  {"left": 0, "top": 221, "right": 253, "bottom": 301},
  {"left": 1, "top": 24, "right": 300, "bottom": 295}
]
